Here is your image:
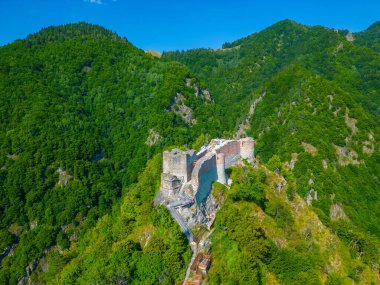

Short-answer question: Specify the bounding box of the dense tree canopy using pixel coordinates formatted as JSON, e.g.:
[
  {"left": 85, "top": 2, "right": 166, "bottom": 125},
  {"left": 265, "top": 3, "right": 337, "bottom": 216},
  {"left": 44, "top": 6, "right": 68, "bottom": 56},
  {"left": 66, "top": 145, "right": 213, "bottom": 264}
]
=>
[
  {"left": 0, "top": 23, "right": 220, "bottom": 284},
  {"left": 0, "top": 20, "right": 379, "bottom": 284},
  {"left": 164, "top": 19, "right": 380, "bottom": 237},
  {"left": 165, "top": 20, "right": 379, "bottom": 284}
]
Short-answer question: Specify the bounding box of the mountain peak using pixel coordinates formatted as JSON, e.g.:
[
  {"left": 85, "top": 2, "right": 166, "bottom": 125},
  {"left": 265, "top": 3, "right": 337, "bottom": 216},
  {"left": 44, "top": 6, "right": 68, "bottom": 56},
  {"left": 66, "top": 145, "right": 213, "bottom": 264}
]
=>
[
  {"left": 271, "top": 19, "right": 303, "bottom": 28},
  {"left": 366, "top": 20, "right": 380, "bottom": 31},
  {"left": 25, "top": 22, "right": 126, "bottom": 45},
  {"left": 354, "top": 20, "right": 380, "bottom": 52}
]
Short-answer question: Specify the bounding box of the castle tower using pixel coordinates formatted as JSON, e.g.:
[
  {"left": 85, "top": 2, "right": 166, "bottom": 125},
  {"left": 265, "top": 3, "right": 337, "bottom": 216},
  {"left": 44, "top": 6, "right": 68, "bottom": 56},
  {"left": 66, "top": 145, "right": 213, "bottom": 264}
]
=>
[
  {"left": 216, "top": 153, "right": 227, "bottom": 184},
  {"left": 240, "top": 137, "right": 255, "bottom": 163},
  {"left": 163, "top": 149, "right": 197, "bottom": 182}
]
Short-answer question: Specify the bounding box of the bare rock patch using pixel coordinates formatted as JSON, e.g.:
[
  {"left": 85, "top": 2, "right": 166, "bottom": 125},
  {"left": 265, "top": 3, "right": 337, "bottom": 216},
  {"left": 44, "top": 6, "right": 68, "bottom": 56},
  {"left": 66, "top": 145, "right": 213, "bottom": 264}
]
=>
[
  {"left": 302, "top": 142, "right": 318, "bottom": 156},
  {"left": 145, "top": 128, "right": 161, "bottom": 146},
  {"left": 57, "top": 168, "right": 72, "bottom": 186},
  {"left": 171, "top": 93, "right": 197, "bottom": 125},
  {"left": 330, "top": 203, "right": 348, "bottom": 221},
  {"left": 333, "top": 144, "right": 361, "bottom": 166},
  {"left": 344, "top": 109, "right": 358, "bottom": 134},
  {"left": 363, "top": 133, "right": 375, "bottom": 155}
]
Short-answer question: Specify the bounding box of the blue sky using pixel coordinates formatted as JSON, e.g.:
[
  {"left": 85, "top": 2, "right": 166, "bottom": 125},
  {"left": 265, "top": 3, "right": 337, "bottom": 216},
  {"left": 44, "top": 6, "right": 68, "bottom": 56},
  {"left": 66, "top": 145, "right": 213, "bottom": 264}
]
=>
[{"left": 1, "top": 0, "right": 379, "bottom": 51}]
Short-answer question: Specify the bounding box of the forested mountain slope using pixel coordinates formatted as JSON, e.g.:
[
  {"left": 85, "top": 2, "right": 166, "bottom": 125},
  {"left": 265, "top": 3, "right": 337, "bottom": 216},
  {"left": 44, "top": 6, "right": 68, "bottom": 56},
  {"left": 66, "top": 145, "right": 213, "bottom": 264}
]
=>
[
  {"left": 0, "top": 20, "right": 379, "bottom": 284},
  {"left": 163, "top": 20, "right": 379, "bottom": 133},
  {"left": 0, "top": 23, "right": 220, "bottom": 284},
  {"left": 164, "top": 20, "right": 380, "bottom": 283},
  {"left": 354, "top": 21, "right": 380, "bottom": 52},
  {"left": 163, "top": 19, "right": 379, "bottom": 235}
]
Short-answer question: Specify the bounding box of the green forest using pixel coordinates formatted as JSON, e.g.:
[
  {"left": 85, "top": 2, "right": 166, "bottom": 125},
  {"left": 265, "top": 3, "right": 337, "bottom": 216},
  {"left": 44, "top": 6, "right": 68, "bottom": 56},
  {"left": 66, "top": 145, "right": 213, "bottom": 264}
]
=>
[{"left": 0, "top": 20, "right": 379, "bottom": 284}]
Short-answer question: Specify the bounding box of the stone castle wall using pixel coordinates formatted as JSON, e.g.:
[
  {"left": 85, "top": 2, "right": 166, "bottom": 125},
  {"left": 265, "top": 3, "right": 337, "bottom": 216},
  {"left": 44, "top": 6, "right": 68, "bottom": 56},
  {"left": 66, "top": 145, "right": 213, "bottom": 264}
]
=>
[
  {"left": 191, "top": 153, "right": 218, "bottom": 203},
  {"left": 213, "top": 140, "right": 241, "bottom": 168},
  {"left": 240, "top": 137, "right": 255, "bottom": 162},
  {"left": 161, "top": 137, "right": 255, "bottom": 204}
]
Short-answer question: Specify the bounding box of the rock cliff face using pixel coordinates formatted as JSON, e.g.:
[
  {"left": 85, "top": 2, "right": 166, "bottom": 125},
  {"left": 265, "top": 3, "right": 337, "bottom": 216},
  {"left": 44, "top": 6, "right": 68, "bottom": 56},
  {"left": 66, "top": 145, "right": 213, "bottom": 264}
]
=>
[
  {"left": 155, "top": 137, "right": 255, "bottom": 234},
  {"left": 145, "top": 128, "right": 161, "bottom": 146},
  {"left": 185, "top": 78, "right": 213, "bottom": 102},
  {"left": 177, "top": 188, "right": 222, "bottom": 229},
  {"left": 170, "top": 93, "right": 197, "bottom": 125}
]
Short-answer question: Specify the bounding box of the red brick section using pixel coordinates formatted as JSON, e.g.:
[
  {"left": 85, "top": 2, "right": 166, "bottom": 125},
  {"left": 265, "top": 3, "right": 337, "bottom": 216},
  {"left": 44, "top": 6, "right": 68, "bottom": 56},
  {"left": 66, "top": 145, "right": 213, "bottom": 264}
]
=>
[{"left": 215, "top": 140, "right": 241, "bottom": 168}]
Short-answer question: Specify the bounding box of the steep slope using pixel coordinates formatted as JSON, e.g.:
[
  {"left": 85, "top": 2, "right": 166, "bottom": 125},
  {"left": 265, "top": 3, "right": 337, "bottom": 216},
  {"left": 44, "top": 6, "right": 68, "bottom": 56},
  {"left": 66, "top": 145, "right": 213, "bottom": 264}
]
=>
[
  {"left": 46, "top": 155, "right": 191, "bottom": 284},
  {"left": 163, "top": 20, "right": 379, "bottom": 133},
  {"left": 354, "top": 21, "right": 380, "bottom": 52},
  {"left": 0, "top": 23, "right": 220, "bottom": 284},
  {"left": 163, "top": 19, "right": 379, "bottom": 234},
  {"left": 208, "top": 163, "right": 379, "bottom": 284},
  {"left": 164, "top": 20, "right": 380, "bottom": 283},
  {"left": 0, "top": 20, "right": 379, "bottom": 284},
  {"left": 249, "top": 66, "right": 379, "bottom": 234}
]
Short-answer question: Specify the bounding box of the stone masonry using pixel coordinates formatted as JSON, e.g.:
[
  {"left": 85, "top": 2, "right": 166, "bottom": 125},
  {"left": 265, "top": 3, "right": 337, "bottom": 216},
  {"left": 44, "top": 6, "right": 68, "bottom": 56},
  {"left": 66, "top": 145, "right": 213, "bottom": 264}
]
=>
[{"left": 156, "top": 137, "right": 255, "bottom": 233}]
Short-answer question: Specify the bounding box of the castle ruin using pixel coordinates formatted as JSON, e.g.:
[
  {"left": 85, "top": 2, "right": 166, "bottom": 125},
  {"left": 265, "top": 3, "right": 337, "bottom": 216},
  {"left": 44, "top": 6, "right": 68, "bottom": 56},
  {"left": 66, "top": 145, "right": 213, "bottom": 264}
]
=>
[{"left": 156, "top": 138, "right": 255, "bottom": 234}]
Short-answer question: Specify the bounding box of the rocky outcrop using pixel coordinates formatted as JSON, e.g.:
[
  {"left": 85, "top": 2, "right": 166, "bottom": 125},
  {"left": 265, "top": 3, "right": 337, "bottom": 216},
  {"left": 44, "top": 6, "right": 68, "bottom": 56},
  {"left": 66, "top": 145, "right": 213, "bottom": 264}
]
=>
[
  {"left": 0, "top": 244, "right": 14, "bottom": 262},
  {"left": 363, "top": 133, "right": 375, "bottom": 155},
  {"left": 185, "top": 78, "right": 213, "bottom": 102},
  {"left": 330, "top": 203, "right": 348, "bottom": 220},
  {"left": 145, "top": 50, "right": 162, "bottom": 58},
  {"left": 344, "top": 108, "right": 358, "bottom": 134},
  {"left": 305, "top": 179, "right": 318, "bottom": 206},
  {"left": 200, "top": 89, "right": 212, "bottom": 101},
  {"left": 285, "top": 153, "right": 298, "bottom": 170},
  {"left": 333, "top": 144, "right": 361, "bottom": 166},
  {"left": 302, "top": 142, "right": 318, "bottom": 156},
  {"left": 57, "top": 167, "right": 72, "bottom": 186},
  {"left": 17, "top": 259, "right": 39, "bottom": 285},
  {"left": 345, "top": 32, "right": 354, "bottom": 42},
  {"left": 334, "top": 42, "right": 344, "bottom": 54},
  {"left": 177, "top": 186, "right": 221, "bottom": 229},
  {"left": 145, "top": 128, "right": 161, "bottom": 146},
  {"left": 6, "top": 153, "right": 18, "bottom": 160},
  {"left": 171, "top": 93, "right": 197, "bottom": 125}
]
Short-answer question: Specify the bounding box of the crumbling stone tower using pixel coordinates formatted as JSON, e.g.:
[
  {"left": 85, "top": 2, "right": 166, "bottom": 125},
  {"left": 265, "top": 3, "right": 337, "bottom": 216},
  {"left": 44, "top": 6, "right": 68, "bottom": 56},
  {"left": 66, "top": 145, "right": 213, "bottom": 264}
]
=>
[
  {"left": 163, "top": 149, "right": 197, "bottom": 182},
  {"left": 161, "top": 149, "right": 197, "bottom": 196},
  {"left": 239, "top": 137, "right": 255, "bottom": 162}
]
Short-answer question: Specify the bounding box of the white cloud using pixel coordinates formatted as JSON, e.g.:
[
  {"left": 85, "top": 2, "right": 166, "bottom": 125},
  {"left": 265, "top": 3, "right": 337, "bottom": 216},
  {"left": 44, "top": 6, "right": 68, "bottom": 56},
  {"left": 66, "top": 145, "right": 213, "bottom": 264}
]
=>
[{"left": 84, "top": 0, "right": 103, "bottom": 5}]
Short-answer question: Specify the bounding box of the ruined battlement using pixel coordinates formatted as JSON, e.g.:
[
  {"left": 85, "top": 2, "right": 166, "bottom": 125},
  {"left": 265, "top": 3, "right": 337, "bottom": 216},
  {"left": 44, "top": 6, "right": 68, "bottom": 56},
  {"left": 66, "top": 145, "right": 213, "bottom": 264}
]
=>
[
  {"left": 160, "top": 137, "right": 255, "bottom": 203},
  {"left": 163, "top": 148, "right": 197, "bottom": 183}
]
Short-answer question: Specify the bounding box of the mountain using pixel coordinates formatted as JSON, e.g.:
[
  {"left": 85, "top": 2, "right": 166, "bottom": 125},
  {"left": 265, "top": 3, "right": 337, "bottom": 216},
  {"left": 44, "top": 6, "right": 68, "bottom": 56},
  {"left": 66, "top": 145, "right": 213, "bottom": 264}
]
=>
[
  {"left": 0, "top": 23, "right": 220, "bottom": 284},
  {"left": 0, "top": 20, "right": 379, "bottom": 284},
  {"left": 163, "top": 19, "right": 379, "bottom": 233},
  {"left": 354, "top": 21, "right": 380, "bottom": 52},
  {"left": 164, "top": 20, "right": 380, "bottom": 283}
]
